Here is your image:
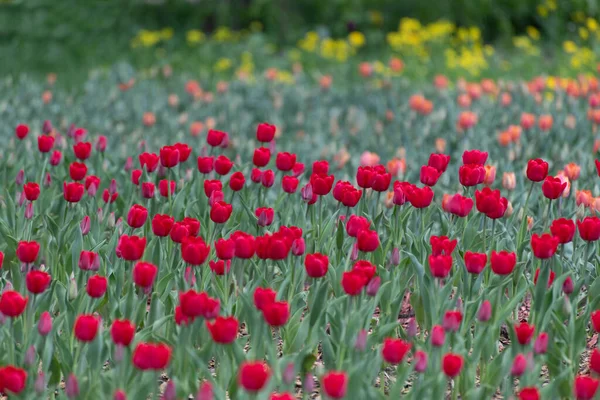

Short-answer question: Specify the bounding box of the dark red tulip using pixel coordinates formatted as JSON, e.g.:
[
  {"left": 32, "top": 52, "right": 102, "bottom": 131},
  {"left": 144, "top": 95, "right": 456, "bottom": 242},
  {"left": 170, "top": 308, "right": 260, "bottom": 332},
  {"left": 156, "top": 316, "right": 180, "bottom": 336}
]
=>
[
  {"left": 127, "top": 204, "right": 148, "bottom": 228},
  {"left": 26, "top": 270, "right": 51, "bottom": 294},
  {"left": 38, "top": 135, "right": 55, "bottom": 153},
  {"left": 341, "top": 270, "right": 368, "bottom": 295},
  {"left": 111, "top": 319, "right": 135, "bottom": 346},
  {"left": 464, "top": 251, "right": 487, "bottom": 274},
  {"left": 214, "top": 155, "right": 233, "bottom": 175},
  {"left": 477, "top": 300, "right": 492, "bottom": 322},
  {"left": 73, "top": 142, "right": 92, "bottom": 160},
  {"left": 197, "top": 156, "right": 214, "bottom": 174},
  {"left": 511, "top": 353, "right": 528, "bottom": 376},
  {"left": 102, "top": 189, "right": 118, "bottom": 203},
  {"left": 173, "top": 143, "right": 192, "bottom": 162},
  {"left": 406, "top": 186, "right": 434, "bottom": 208},
  {"left": 206, "top": 129, "right": 226, "bottom": 147},
  {"left": 442, "top": 353, "right": 464, "bottom": 378},
  {"left": 357, "top": 229, "right": 379, "bottom": 252},
  {"left": 141, "top": 182, "right": 155, "bottom": 198},
  {"left": 50, "top": 150, "right": 62, "bottom": 166},
  {"left": 578, "top": 217, "right": 600, "bottom": 241},
  {"left": 431, "top": 325, "right": 445, "bottom": 346},
  {"left": 17, "top": 240, "right": 40, "bottom": 263},
  {"left": 256, "top": 123, "right": 276, "bottom": 142},
  {"left": 430, "top": 235, "right": 456, "bottom": 256},
  {"left": 69, "top": 162, "right": 88, "bottom": 181},
  {"left": 276, "top": 152, "right": 296, "bottom": 171},
  {"left": 462, "top": 149, "right": 488, "bottom": 165},
  {"left": 229, "top": 171, "right": 245, "bottom": 191},
  {"left": 459, "top": 164, "right": 486, "bottom": 186},
  {"left": 139, "top": 152, "right": 159, "bottom": 172},
  {"left": 132, "top": 262, "right": 158, "bottom": 288},
  {"left": 309, "top": 173, "right": 334, "bottom": 195},
  {"left": 442, "top": 310, "right": 462, "bottom": 332},
  {"left": 116, "top": 235, "right": 146, "bottom": 261},
  {"left": 527, "top": 159, "right": 549, "bottom": 182},
  {"left": 428, "top": 153, "right": 450, "bottom": 172},
  {"left": 206, "top": 316, "right": 239, "bottom": 344},
  {"left": 304, "top": 253, "right": 329, "bottom": 278},
  {"left": 542, "top": 176, "right": 567, "bottom": 199},
  {"left": 429, "top": 255, "right": 452, "bottom": 278},
  {"left": 420, "top": 165, "right": 442, "bottom": 186},
  {"left": 239, "top": 361, "right": 270, "bottom": 392},
  {"left": 85, "top": 175, "right": 101, "bottom": 192},
  {"left": 322, "top": 371, "right": 347, "bottom": 399},
  {"left": 152, "top": 214, "right": 174, "bottom": 237},
  {"left": 261, "top": 169, "right": 275, "bottom": 188},
  {"left": 23, "top": 182, "right": 40, "bottom": 201},
  {"left": 531, "top": 233, "right": 559, "bottom": 259},
  {"left": 181, "top": 237, "right": 210, "bottom": 265},
  {"left": 551, "top": 218, "right": 575, "bottom": 244},
  {"left": 381, "top": 338, "right": 411, "bottom": 365},
  {"left": 63, "top": 182, "right": 85, "bottom": 203},
  {"left": 79, "top": 251, "right": 99, "bottom": 271},
  {"left": 475, "top": 187, "right": 508, "bottom": 219},
  {"left": 15, "top": 124, "right": 29, "bottom": 140},
  {"left": 132, "top": 342, "right": 172, "bottom": 370},
  {"left": 282, "top": 176, "right": 299, "bottom": 193},
  {"left": 74, "top": 314, "right": 100, "bottom": 342}
]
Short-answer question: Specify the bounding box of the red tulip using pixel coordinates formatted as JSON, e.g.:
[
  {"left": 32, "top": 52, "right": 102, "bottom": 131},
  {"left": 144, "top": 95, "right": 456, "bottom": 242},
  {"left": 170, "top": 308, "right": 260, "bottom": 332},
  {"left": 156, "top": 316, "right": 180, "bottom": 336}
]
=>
[
  {"left": 74, "top": 314, "right": 100, "bottom": 342},
  {"left": 179, "top": 290, "right": 220, "bottom": 319},
  {"left": 206, "top": 316, "right": 239, "bottom": 344},
  {"left": 551, "top": 218, "right": 575, "bottom": 244},
  {"left": 204, "top": 180, "right": 223, "bottom": 198},
  {"left": 590, "top": 348, "right": 600, "bottom": 375},
  {"left": 127, "top": 204, "right": 148, "bottom": 228},
  {"left": 0, "top": 291, "right": 28, "bottom": 317},
  {"left": 534, "top": 332, "right": 549, "bottom": 354},
  {"left": 139, "top": 152, "right": 159, "bottom": 172},
  {"left": 442, "top": 193, "right": 473, "bottom": 217},
  {"left": 0, "top": 365, "right": 28, "bottom": 394},
  {"left": 233, "top": 231, "right": 256, "bottom": 259},
  {"left": 442, "top": 310, "right": 462, "bottom": 332},
  {"left": 86, "top": 275, "right": 107, "bottom": 298},
  {"left": 514, "top": 322, "right": 535, "bottom": 345},
  {"left": 256, "top": 123, "right": 276, "bottom": 142},
  {"left": 420, "top": 165, "right": 442, "bottom": 186},
  {"left": 353, "top": 260, "right": 376, "bottom": 282},
  {"left": 159, "top": 146, "right": 180, "bottom": 168},
  {"left": 116, "top": 235, "right": 146, "bottom": 261},
  {"left": 430, "top": 235, "right": 456, "bottom": 256},
  {"left": 23, "top": 182, "right": 40, "bottom": 201},
  {"left": 197, "top": 156, "right": 214, "bottom": 174},
  {"left": 15, "top": 124, "right": 29, "bottom": 140},
  {"left": 428, "top": 153, "right": 450, "bottom": 172},
  {"left": 346, "top": 215, "right": 370, "bottom": 237},
  {"left": 63, "top": 182, "right": 85, "bottom": 203},
  {"left": 574, "top": 376, "right": 599, "bottom": 400},
  {"left": 215, "top": 238, "right": 235, "bottom": 260},
  {"left": 102, "top": 189, "right": 118, "bottom": 203},
  {"left": 132, "top": 342, "right": 172, "bottom": 370},
  {"left": 253, "top": 147, "right": 271, "bottom": 167},
  {"left": 406, "top": 185, "right": 434, "bottom": 208},
  {"left": 322, "top": 371, "right": 348, "bottom": 399},
  {"left": 578, "top": 217, "right": 600, "bottom": 241},
  {"left": 490, "top": 251, "right": 516, "bottom": 275},
  {"left": 477, "top": 300, "right": 492, "bottom": 322},
  {"left": 382, "top": 338, "right": 411, "bottom": 364},
  {"left": 85, "top": 175, "right": 101, "bottom": 192},
  {"left": 17, "top": 240, "right": 40, "bottom": 263},
  {"left": 158, "top": 180, "right": 176, "bottom": 197},
  {"left": 357, "top": 229, "right": 379, "bottom": 252},
  {"left": 312, "top": 160, "right": 329, "bottom": 175},
  {"left": 475, "top": 187, "right": 508, "bottom": 219},
  {"left": 596, "top": 159, "right": 600, "bottom": 177},
  {"left": 173, "top": 142, "right": 191, "bottom": 162},
  {"left": 276, "top": 152, "right": 296, "bottom": 171},
  {"left": 527, "top": 159, "right": 549, "bottom": 182},
  {"left": 261, "top": 170, "right": 275, "bottom": 188},
  {"left": 50, "top": 150, "right": 62, "bottom": 166},
  {"left": 73, "top": 142, "right": 92, "bottom": 160},
  {"left": 26, "top": 270, "right": 51, "bottom": 294},
  {"left": 253, "top": 287, "right": 277, "bottom": 311},
  {"left": 69, "top": 162, "right": 87, "bottom": 181},
  {"left": 181, "top": 236, "right": 210, "bottom": 265},
  {"left": 531, "top": 233, "right": 559, "bottom": 259},
  {"left": 239, "top": 361, "right": 270, "bottom": 392},
  {"left": 256, "top": 207, "right": 275, "bottom": 227},
  {"left": 210, "top": 201, "right": 233, "bottom": 224},
  {"left": 511, "top": 353, "right": 528, "bottom": 376},
  {"left": 341, "top": 270, "right": 368, "bottom": 295},
  {"left": 262, "top": 301, "right": 290, "bottom": 326},
  {"left": 38, "top": 135, "right": 55, "bottom": 153},
  {"left": 519, "top": 387, "right": 540, "bottom": 400},
  {"left": 429, "top": 255, "right": 452, "bottom": 278},
  {"left": 209, "top": 260, "right": 230, "bottom": 275},
  {"left": 214, "top": 155, "right": 233, "bottom": 175},
  {"left": 464, "top": 251, "right": 487, "bottom": 274},
  {"left": 151, "top": 214, "right": 174, "bottom": 237},
  {"left": 591, "top": 310, "right": 600, "bottom": 332},
  {"left": 431, "top": 325, "right": 445, "bottom": 346},
  {"left": 141, "top": 182, "right": 155, "bottom": 199},
  {"left": 310, "top": 173, "right": 334, "bottom": 195},
  {"left": 280, "top": 176, "right": 298, "bottom": 193},
  {"left": 442, "top": 353, "right": 464, "bottom": 378},
  {"left": 133, "top": 262, "right": 158, "bottom": 288},
  {"left": 111, "top": 319, "right": 135, "bottom": 346},
  {"left": 462, "top": 149, "right": 488, "bottom": 165},
  {"left": 229, "top": 171, "right": 245, "bottom": 191},
  {"left": 542, "top": 176, "right": 567, "bottom": 199},
  {"left": 270, "top": 393, "right": 294, "bottom": 400},
  {"left": 304, "top": 253, "right": 329, "bottom": 278}
]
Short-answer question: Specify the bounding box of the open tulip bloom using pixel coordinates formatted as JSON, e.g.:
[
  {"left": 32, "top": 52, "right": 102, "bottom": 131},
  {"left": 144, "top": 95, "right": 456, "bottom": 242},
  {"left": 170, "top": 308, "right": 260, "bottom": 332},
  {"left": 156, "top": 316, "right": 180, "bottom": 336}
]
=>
[{"left": 1, "top": 72, "right": 600, "bottom": 400}]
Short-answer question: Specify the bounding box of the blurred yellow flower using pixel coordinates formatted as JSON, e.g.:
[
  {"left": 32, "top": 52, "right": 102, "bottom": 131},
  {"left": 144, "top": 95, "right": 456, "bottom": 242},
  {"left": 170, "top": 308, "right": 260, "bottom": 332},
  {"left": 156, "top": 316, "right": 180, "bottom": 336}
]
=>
[
  {"left": 587, "top": 18, "right": 598, "bottom": 32},
  {"left": 348, "top": 31, "right": 366, "bottom": 48},
  {"left": 276, "top": 71, "right": 295, "bottom": 84},
  {"left": 526, "top": 26, "right": 540, "bottom": 40},
  {"left": 579, "top": 27, "right": 589, "bottom": 40},
  {"left": 547, "top": 0, "right": 557, "bottom": 11},
  {"left": 214, "top": 58, "right": 232, "bottom": 72},
  {"left": 537, "top": 5, "right": 548, "bottom": 18},
  {"left": 214, "top": 27, "right": 233, "bottom": 42},
  {"left": 160, "top": 28, "right": 174, "bottom": 40},
  {"left": 563, "top": 40, "right": 578, "bottom": 53},
  {"left": 186, "top": 30, "right": 205, "bottom": 44}
]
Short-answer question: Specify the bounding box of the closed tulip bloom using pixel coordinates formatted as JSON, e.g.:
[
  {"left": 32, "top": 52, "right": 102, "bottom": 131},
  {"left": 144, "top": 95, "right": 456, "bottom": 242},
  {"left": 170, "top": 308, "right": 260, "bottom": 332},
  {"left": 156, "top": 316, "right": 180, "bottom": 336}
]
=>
[
  {"left": 574, "top": 376, "right": 599, "bottom": 400},
  {"left": 50, "top": 150, "right": 62, "bottom": 166},
  {"left": 15, "top": 124, "right": 29, "bottom": 139},
  {"left": 262, "top": 301, "right": 290, "bottom": 326},
  {"left": 304, "top": 253, "right": 329, "bottom": 278},
  {"left": 429, "top": 255, "right": 452, "bottom": 278},
  {"left": 181, "top": 236, "right": 210, "bottom": 265},
  {"left": 357, "top": 229, "right": 379, "bottom": 252},
  {"left": 0, "top": 291, "right": 28, "bottom": 317},
  {"left": 591, "top": 310, "right": 600, "bottom": 332},
  {"left": 578, "top": 217, "right": 600, "bottom": 241},
  {"left": 0, "top": 365, "right": 28, "bottom": 394},
  {"left": 102, "top": 189, "right": 118, "bottom": 204},
  {"left": 214, "top": 155, "right": 233, "bottom": 175},
  {"left": 475, "top": 187, "right": 508, "bottom": 219},
  {"left": 253, "top": 147, "right": 271, "bottom": 167},
  {"left": 341, "top": 271, "right": 368, "bottom": 296},
  {"left": 514, "top": 322, "right": 535, "bottom": 345},
  {"left": 38, "top": 311, "right": 53, "bottom": 336},
  {"left": 276, "top": 152, "right": 296, "bottom": 171},
  {"left": 206, "top": 316, "right": 239, "bottom": 344},
  {"left": 127, "top": 204, "right": 148, "bottom": 228},
  {"left": 111, "top": 319, "right": 135, "bottom": 346},
  {"left": 17, "top": 240, "right": 40, "bottom": 263},
  {"left": 139, "top": 152, "right": 159, "bottom": 172},
  {"left": 428, "top": 153, "right": 450, "bottom": 172},
  {"left": 531, "top": 233, "right": 559, "bottom": 259},
  {"left": 442, "top": 194, "right": 473, "bottom": 217},
  {"left": 63, "top": 182, "right": 85, "bottom": 203},
  {"left": 86, "top": 275, "right": 107, "bottom": 298},
  {"left": 420, "top": 165, "right": 442, "bottom": 186},
  {"left": 132, "top": 262, "right": 157, "bottom": 288},
  {"left": 74, "top": 314, "right": 100, "bottom": 342},
  {"left": 490, "top": 251, "right": 516, "bottom": 275},
  {"left": 406, "top": 186, "right": 434, "bottom": 208},
  {"left": 179, "top": 290, "right": 220, "bottom": 319},
  {"left": 253, "top": 287, "right": 277, "bottom": 311},
  {"left": 519, "top": 387, "right": 540, "bottom": 400},
  {"left": 38, "top": 135, "right": 55, "bottom": 153},
  {"left": 204, "top": 180, "right": 222, "bottom": 198},
  {"left": 459, "top": 164, "right": 486, "bottom": 186},
  {"left": 26, "top": 270, "right": 51, "bottom": 294},
  {"left": 229, "top": 171, "right": 245, "bottom": 191},
  {"left": 477, "top": 300, "right": 492, "bottom": 322},
  {"left": 382, "top": 338, "right": 411, "bottom": 364},
  {"left": 431, "top": 325, "right": 446, "bottom": 346},
  {"left": 132, "top": 342, "right": 172, "bottom": 370},
  {"left": 345, "top": 215, "right": 370, "bottom": 237},
  {"left": 527, "top": 159, "right": 549, "bottom": 182},
  {"left": 462, "top": 149, "right": 488, "bottom": 165},
  {"left": 282, "top": 176, "right": 299, "bottom": 193},
  {"left": 322, "top": 371, "right": 348, "bottom": 399},
  {"left": 116, "top": 235, "right": 146, "bottom": 261},
  {"left": 430, "top": 236, "right": 456, "bottom": 256},
  {"left": 210, "top": 201, "right": 233, "bottom": 224},
  {"left": 442, "top": 353, "right": 464, "bottom": 378},
  {"left": 551, "top": 218, "right": 575, "bottom": 243},
  {"left": 151, "top": 214, "right": 174, "bottom": 237},
  {"left": 511, "top": 354, "right": 528, "bottom": 376},
  {"left": 23, "top": 182, "right": 40, "bottom": 201},
  {"left": 197, "top": 156, "right": 214, "bottom": 174},
  {"left": 215, "top": 238, "right": 235, "bottom": 260},
  {"left": 256, "top": 207, "right": 274, "bottom": 227},
  {"left": 173, "top": 142, "right": 191, "bottom": 162},
  {"left": 158, "top": 180, "right": 176, "bottom": 197},
  {"left": 239, "top": 361, "right": 270, "bottom": 392},
  {"left": 563, "top": 276, "right": 574, "bottom": 295},
  {"left": 534, "top": 332, "right": 549, "bottom": 354},
  {"left": 160, "top": 145, "right": 180, "bottom": 168},
  {"left": 542, "top": 176, "right": 567, "bottom": 199},
  {"left": 256, "top": 123, "right": 276, "bottom": 142},
  {"left": 69, "top": 162, "right": 88, "bottom": 181},
  {"left": 414, "top": 350, "right": 428, "bottom": 373},
  {"left": 86, "top": 175, "right": 101, "bottom": 191},
  {"left": 233, "top": 231, "right": 256, "bottom": 259},
  {"left": 73, "top": 142, "right": 92, "bottom": 160},
  {"left": 261, "top": 170, "right": 275, "bottom": 188},
  {"left": 442, "top": 310, "right": 462, "bottom": 332},
  {"left": 309, "top": 173, "right": 334, "bottom": 195},
  {"left": 464, "top": 251, "right": 487, "bottom": 274}
]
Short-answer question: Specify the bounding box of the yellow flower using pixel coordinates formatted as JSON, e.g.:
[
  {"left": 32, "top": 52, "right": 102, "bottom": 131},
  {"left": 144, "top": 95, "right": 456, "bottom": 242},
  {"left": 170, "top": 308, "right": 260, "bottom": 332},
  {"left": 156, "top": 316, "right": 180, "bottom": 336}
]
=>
[
  {"left": 276, "top": 71, "right": 295, "bottom": 84},
  {"left": 547, "top": 77, "right": 557, "bottom": 89},
  {"left": 484, "top": 45, "right": 494, "bottom": 56},
  {"left": 579, "top": 27, "right": 589, "bottom": 40},
  {"left": 186, "top": 30, "right": 205, "bottom": 44},
  {"left": 563, "top": 40, "right": 578, "bottom": 54},
  {"left": 547, "top": 0, "right": 557, "bottom": 11},
  {"left": 527, "top": 26, "right": 540, "bottom": 40},
  {"left": 160, "top": 28, "right": 173, "bottom": 40},
  {"left": 138, "top": 30, "right": 161, "bottom": 47},
  {"left": 214, "top": 27, "right": 232, "bottom": 42},
  {"left": 348, "top": 31, "right": 366, "bottom": 48},
  {"left": 537, "top": 5, "right": 548, "bottom": 17},
  {"left": 587, "top": 18, "right": 598, "bottom": 32},
  {"left": 373, "top": 61, "right": 385, "bottom": 74},
  {"left": 469, "top": 27, "right": 481, "bottom": 41},
  {"left": 214, "top": 58, "right": 232, "bottom": 72}
]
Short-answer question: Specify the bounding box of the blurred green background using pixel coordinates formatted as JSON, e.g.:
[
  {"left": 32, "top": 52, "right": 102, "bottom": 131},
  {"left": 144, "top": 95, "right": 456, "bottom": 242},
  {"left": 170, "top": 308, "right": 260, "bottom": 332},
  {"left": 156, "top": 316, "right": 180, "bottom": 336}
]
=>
[{"left": 0, "top": 0, "right": 598, "bottom": 83}]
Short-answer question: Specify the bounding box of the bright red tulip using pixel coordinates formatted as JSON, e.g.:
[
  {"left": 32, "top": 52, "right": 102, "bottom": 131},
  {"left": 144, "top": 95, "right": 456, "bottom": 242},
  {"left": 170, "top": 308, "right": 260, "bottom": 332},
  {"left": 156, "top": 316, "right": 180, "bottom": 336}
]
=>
[
  {"left": 253, "top": 287, "right": 277, "bottom": 311},
  {"left": 256, "top": 123, "right": 276, "bottom": 142},
  {"left": 229, "top": 172, "right": 245, "bottom": 191},
  {"left": 73, "top": 142, "right": 92, "bottom": 160},
  {"left": 304, "top": 253, "right": 329, "bottom": 278},
  {"left": 139, "top": 152, "right": 159, "bottom": 172},
  {"left": 214, "top": 155, "right": 233, "bottom": 175},
  {"left": 322, "top": 371, "right": 348, "bottom": 399},
  {"left": 26, "top": 270, "right": 51, "bottom": 294},
  {"left": 206, "top": 316, "right": 239, "bottom": 344},
  {"left": 428, "top": 153, "right": 450, "bottom": 172},
  {"left": 152, "top": 214, "right": 174, "bottom": 237},
  {"left": 357, "top": 229, "right": 379, "bottom": 252},
  {"left": 127, "top": 204, "right": 148, "bottom": 228},
  {"left": 531, "top": 233, "right": 559, "bottom": 259},
  {"left": 429, "top": 255, "right": 452, "bottom": 278},
  {"left": 406, "top": 185, "right": 434, "bottom": 208},
  {"left": 551, "top": 218, "right": 575, "bottom": 243},
  {"left": 574, "top": 375, "right": 599, "bottom": 400},
  {"left": 420, "top": 165, "right": 442, "bottom": 186},
  {"left": 63, "top": 182, "right": 85, "bottom": 202},
  {"left": 578, "top": 217, "right": 600, "bottom": 241},
  {"left": 442, "top": 193, "right": 473, "bottom": 217},
  {"left": 181, "top": 237, "right": 210, "bottom": 265},
  {"left": 514, "top": 322, "right": 535, "bottom": 345},
  {"left": 116, "top": 235, "right": 146, "bottom": 261},
  {"left": 462, "top": 149, "right": 488, "bottom": 165},
  {"left": 38, "top": 135, "right": 55, "bottom": 153},
  {"left": 111, "top": 319, "right": 135, "bottom": 346},
  {"left": 464, "top": 251, "right": 487, "bottom": 274},
  {"left": 197, "top": 156, "right": 214, "bottom": 174},
  {"left": 458, "top": 164, "right": 486, "bottom": 186},
  {"left": 132, "top": 262, "right": 158, "bottom": 288},
  {"left": 86, "top": 275, "right": 107, "bottom": 298},
  {"left": 132, "top": 342, "right": 172, "bottom": 370},
  {"left": 276, "top": 152, "right": 296, "bottom": 171},
  {"left": 442, "top": 353, "right": 464, "bottom": 378},
  {"left": 262, "top": 301, "right": 290, "bottom": 326},
  {"left": 239, "top": 361, "right": 270, "bottom": 392},
  {"left": 527, "top": 159, "right": 549, "bottom": 182},
  {"left": 341, "top": 270, "right": 368, "bottom": 295},
  {"left": 17, "top": 240, "right": 40, "bottom": 263},
  {"left": 382, "top": 338, "right": 411, "bottom": 364},
  {"left": 430, "top": 235, "right": 456, "bottom": 256},
  {"left": 490, "top": 251, "right": 516, "bottom": 275},
  {"left": 282, "top": 176, "right": 299, "bottom": 193},
  {"left": 0, "top": 365, "right": 27, "bottom": 394},
  {"left": 0, "top": 291, "right": 28, "bottom": 317},
  {"left": 74, "top": 314, "right": 100, "bottom": 342},
  {"left": 23, "top": 182, "right": 40, "bottom": 201}
]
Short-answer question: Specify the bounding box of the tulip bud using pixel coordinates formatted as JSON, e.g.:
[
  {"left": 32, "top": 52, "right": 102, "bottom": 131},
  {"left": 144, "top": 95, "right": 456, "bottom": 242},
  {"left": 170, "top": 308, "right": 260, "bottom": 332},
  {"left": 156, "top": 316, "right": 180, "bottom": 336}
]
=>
[
  {"left": 124, "top": 157, "right": 133, "bottom": 171},
  {"left": 24, "top": 203, "right": 34, "bottom": 219},
  {"left": 196, "top": 381, "right": 213, "bottom": 400},
  {"left": 35, "top": 373, "right": 46, "bottom": 393},
  {"left": 354, "top": 329, "right": 368, "bottom": 351},
  {"left": 66, "top": 374, "right": 80, "bottom": 399},
  {"left": 114, "top": 390, "right": 127, "bottom": 400},
  {"left": 414, "top": 350, "right": 428, "bottom": 373},
  {"left": 563, "top": 295, "right": 572, "bottom": 315},
  {"left": 69, "top": 275, "right": 78, "bottom": 300},
  {"left": 282, "top": 362, "right": 296, "bottom": 384},
  {"left": 292, "top": 238, "right": 305, "bottom": 256},
  {"left": 25, "top": 345, "right": 36, "bottom": 366},
  {"left": 97, "top": 207, "right": 104, "bottom": 223},
  {"left": 80, "top": 216, "right": 91, "bottom": 235},
  {"left": 16, "top": 169, "right": 24, "bottom": 186},
  {"left": 391, "top": 247, "right": 400, "bottom": 265},
  {"left": 407, "top": 317, "right": 417, "bottom": 338},
  {"left": 38, "top": 311, "right": 53, "bottom": 335},
  {"left": 43, "top": 120, "right": 53, "bottom": 134},
  {"left": 163, "top": 380, "right": 176, "bottom": 400},
  {"left": 18, "top": 191, "right": 26, "bottom": 207},
  {"left": 107, "top": 212, "right": 116, "bottom": 228},
  {"left": 301, "top": 184, "right": 313, "bottom": 203},
  {"left": 351, "top": 242, "right": 359, "bottom": 261},
  {"left": 534, "top": 332, "right": 548, "bottom": 354},
  {"left": 257, "top": 211, "right": 270, "bottom": 227},
  {"left": 511, "top": 353, "right": 527, "bottom": 376},
  {"left": 366, "top": 276, "right": 381, "bottom": 296},
  {"left": 109, "top": 179, "right": 117, "bottom": 195},
  {"left": 87, "top": 183, "right": 98, "bottom": 197},
  {"left": 477, "top": 300, "right": 492, "bottom": 322},
  {"left": 43, "top": 173, "right": 52, "bottom": 187},
  {"left": 562, "top": 276, "right": 574, "bottom": 295}
]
